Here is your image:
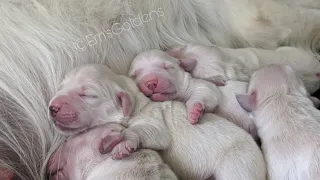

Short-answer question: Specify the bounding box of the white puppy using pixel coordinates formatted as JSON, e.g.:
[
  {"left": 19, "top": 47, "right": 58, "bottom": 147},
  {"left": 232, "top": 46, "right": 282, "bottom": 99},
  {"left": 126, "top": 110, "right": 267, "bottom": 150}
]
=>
[
  {"left": 46, "top": 123, "right": 178, "bottom": 180},
  {"left": 236, "top": 64, "right": 320, "bottom": 180},
  {"left": 48, "top": 64, "right": 267, "bottom": 180},
  {"left": 167, "top": 43, "right": 320, "bottom": 94},
  {"left": 128, "top": 49, "right": 221, "bottom": 124}
]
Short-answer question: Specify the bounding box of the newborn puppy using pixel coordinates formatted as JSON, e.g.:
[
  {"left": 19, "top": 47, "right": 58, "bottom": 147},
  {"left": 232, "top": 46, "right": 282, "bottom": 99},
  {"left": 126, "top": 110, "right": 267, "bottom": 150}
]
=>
[
  {"left": 168, "top": 43, "right": 320, "bottom": 94},
  {"left": 48, "top": 65, "right": 136, "bottom": 136},
  {"left": 49, "top": 64, "right": 266, "bottom": 180},
  {"left": 216, "top": 80, "right": 320, "bottom": 139},
  {"left": 128, "top": 49, "right": 221, "bottom": 124},
  {"left": 46, "top": 123, "right": 177, "bottom": 180},
  {"left": 236, "top": 64, "right": 320, "bottom": 180}
]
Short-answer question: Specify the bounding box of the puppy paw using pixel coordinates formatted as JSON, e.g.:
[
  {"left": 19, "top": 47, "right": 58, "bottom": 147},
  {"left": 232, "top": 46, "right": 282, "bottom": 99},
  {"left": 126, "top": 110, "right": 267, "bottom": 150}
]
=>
[
  {"left": 111, "top": 139, "right": 138, "bottom": 160},
  {"left": 99, "top": 131, "right": 123, "bottom": 154},
  {"left": 207, "top": 75, "right": 226, "bottom": 86},
  {"left": 188, "top": 102, "right": 204, "bottom": 124}
]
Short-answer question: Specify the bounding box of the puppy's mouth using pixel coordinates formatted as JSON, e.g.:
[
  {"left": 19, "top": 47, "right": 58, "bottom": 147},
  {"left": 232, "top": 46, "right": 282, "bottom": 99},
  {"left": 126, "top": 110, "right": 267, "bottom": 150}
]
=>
[
  {"left": 148, "top": 92, "right": 176, "bottom": 102},
  {"left": 149, "top": 83, "right": 177, "bottom": 96},
  {"left": 147, "top": 91, "right": 177, "bottom": 98},
  {"left": 54, "top": 121, "right": 85, "bottom": 134},
  {"left": 150, "top": 92, "right": 173, "bottom": 96},
  {"left": 47, "top": 169, "right": 66, "bottom": 180}
]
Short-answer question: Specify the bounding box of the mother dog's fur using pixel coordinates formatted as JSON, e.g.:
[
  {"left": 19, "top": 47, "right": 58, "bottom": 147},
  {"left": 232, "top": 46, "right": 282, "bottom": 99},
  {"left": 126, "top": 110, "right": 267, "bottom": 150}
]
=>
[{"left": 0, "top": 0, "right": 320, "bottom": 179}]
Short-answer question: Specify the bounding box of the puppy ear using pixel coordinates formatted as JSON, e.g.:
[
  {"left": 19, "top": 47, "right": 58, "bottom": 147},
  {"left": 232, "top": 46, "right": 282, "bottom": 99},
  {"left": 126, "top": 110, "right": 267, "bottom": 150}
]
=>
[
  {"left": 179, "top": 59, "right": 197, "bottom": 72},
  {"left": 159, "top": 62, "right": 175, "bottom": 70},
  {"left": 206, "top": 75, "right": 226, "bottom": 86},
  {"left": 236, "top": 91, "right": 257, "bottom": 112},
  {"left": 117, "top": 91, "right": 132, "bottom": 117},
  {"left": 166, "top": 47, "right": 182, "bottom": 58},
  {"left": 0, "top": 168, "right": 14, "bottom": 180}
]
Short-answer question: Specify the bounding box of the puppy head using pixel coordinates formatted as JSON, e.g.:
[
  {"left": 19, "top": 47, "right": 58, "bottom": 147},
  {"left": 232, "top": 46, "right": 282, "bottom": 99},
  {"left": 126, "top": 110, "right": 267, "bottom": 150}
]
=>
[
  {"left": 128, "top": 49, "right": 186, "bottom": 101},
  {"left": 48, "top": 64, "right": 134, "bottom": 136},
  {"left": 236, "top": 64, "right": 309, "bottom": 112},
  {"left": 46, "top": 124, "right": 123, "bottom": 180}
]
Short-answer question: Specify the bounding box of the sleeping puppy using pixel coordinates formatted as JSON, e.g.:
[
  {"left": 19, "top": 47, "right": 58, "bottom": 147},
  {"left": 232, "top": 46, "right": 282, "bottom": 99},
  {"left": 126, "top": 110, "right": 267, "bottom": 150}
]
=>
[
  {"left": 167, "top": 43, "right": 320, "bottom": 94},
  {"left": 48, "top": 64, "right": 266, "bottom": 180},
  {"left": 46, "top": 123, "right": 178, "bottom": 180},
  {"left": 128, "top": 49, "right": 221, "bottom": 124},
  {"left": 237, "top": 64, "right": 320, "bottom": 180}
]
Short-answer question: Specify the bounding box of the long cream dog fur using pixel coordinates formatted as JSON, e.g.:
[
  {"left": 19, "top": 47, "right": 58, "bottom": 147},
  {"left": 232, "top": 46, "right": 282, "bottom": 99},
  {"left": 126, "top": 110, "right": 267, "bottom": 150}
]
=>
[{"left": 1, "top": 0, "right": 320, "bottom": 179}]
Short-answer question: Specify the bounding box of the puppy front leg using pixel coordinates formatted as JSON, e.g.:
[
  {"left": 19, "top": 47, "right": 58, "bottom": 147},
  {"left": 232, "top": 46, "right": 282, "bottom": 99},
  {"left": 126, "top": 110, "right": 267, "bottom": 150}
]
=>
[
  {"left": 186, "top": 99, "right": 204, "bottom": 124},
  {"left": 110, "top": 115, "right": 171, "bottom": 160},
  {"left": 185, "top": 81, "right": 221, "bottom": 124}
]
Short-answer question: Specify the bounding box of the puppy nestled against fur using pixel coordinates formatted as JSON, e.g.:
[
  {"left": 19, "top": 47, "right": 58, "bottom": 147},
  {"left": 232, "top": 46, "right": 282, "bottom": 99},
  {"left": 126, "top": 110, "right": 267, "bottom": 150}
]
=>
[
  {"left": 168, "top": 43, "right": 320, "bottom": 94},
  {"left": 237, "top": 64, "right": 320, "bottom": 180},
  {"left": 48, "top": 64, "right": 266, "bottom": 180}
]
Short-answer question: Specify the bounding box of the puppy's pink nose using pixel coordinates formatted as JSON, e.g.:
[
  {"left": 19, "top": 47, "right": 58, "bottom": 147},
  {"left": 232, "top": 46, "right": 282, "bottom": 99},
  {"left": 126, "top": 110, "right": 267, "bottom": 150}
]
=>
[
  {"left": 49, "top": 106, "right": 60, "bottom": 117},
  {"left": 49, "top": 97, "right": 65, "bottom": 117},
  {"left": 146, "top": 80, "right": 157, "bottom": 91}
]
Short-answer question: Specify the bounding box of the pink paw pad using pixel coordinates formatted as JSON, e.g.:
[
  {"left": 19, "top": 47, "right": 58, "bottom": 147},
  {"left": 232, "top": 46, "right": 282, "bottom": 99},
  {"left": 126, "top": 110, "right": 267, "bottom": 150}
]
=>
[
  {"left": 207, "top": 75, "right": 226, "bottom": 86},
  {"left": 111, "top": 140, "right": 137, "bottom": 160},
  {"left": 212, "top": 81, "right": 225, "bottom": 86},
  {"left": 189, "top": 103, "right": 204, "bottom": 124},
  {"left": 99, "top": 132, "right": 123, "bottom": 154}
]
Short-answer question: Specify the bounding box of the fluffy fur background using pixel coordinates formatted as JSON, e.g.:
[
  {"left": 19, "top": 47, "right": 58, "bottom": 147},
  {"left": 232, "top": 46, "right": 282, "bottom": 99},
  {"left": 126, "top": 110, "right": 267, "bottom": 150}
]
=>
[{"left": 0, "top": 0, "right": 320, "bottom": 179}]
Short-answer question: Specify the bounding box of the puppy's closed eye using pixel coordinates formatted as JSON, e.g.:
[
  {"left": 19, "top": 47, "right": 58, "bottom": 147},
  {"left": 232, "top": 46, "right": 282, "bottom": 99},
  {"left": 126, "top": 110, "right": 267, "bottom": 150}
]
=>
[
  {"left": 79, "top": 93, "right": 99, "bottom": 99},
  {"left": 130, "top": 74, "right": 137, "bottom": 79},
  {"left": 160, "top": 62, "right": 175, "bottom": 70}
]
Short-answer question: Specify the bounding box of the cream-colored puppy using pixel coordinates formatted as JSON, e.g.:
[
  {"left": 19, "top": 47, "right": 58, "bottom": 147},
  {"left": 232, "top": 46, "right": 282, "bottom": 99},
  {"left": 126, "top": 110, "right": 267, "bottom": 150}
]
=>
[
  {"left": 47, "top": 123, "right": 178, "bottom": 180},
  {"left": 168, "top": 43, "right": 320, "bottom": 94},
  {"left": 237, "top": 64, "right": 320, "bottom": 180}
]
